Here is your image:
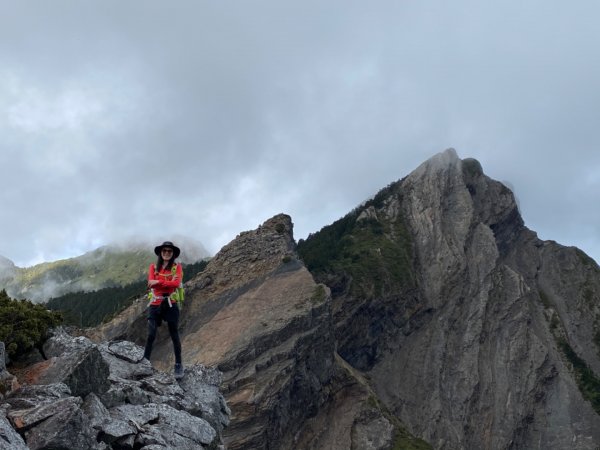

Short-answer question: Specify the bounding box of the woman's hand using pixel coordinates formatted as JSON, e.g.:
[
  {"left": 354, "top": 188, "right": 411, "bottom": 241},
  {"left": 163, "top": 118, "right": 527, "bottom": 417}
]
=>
[{"left": 148, "top": 280, "right": 159, "bottom": 288}]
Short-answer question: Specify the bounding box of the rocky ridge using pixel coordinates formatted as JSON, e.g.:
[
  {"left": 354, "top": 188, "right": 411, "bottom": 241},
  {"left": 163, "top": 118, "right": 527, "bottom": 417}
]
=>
[
  {"left": 1, "top": 329, "right": 228, "bottom": 449},
  {"left": 89, "top": 214, "right": 423, "bottom": 449},
  {"left": 5, "top": 149, "right": 600, "bottom": 449},
  {"left": 301, "top": 149, "right": 600, "bottom": 449}
]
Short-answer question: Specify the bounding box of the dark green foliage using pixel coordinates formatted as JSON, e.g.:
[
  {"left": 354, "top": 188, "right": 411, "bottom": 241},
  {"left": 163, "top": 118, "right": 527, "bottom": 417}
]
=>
[
  {"left": 46, "top": 281, "right": 147, "bottom": 327},
  {"left": 181, "top": 260, "right": 210, "bottom": 279},
  {"left": 0, "top": 290, "right": 62, "bottom": 359},
  {"left": 297, "top": 189, "right": 413, "bottom": 299},
  {"left": 46, "top": 260, "right": 209, "bottom": 328},
  {"left": 366, "top": 180, "right": 402, "bottom": 210},
  {"left": 392, "top": 428, "right": 432, "bottom": 450},
  {"left": 297, "top": 212, "right": 357, "bottom": 274},
  {"left": 557, "top": 338, "right": 600, "bottom": 415},
  {"left": 310, "top": 285, "right": 327, "bottom": 304}
]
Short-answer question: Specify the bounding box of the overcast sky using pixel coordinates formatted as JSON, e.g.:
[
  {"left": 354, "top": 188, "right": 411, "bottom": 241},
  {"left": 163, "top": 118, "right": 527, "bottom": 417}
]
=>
[{"left": 1, "top": 1, "right": 599, "bottom": 267}]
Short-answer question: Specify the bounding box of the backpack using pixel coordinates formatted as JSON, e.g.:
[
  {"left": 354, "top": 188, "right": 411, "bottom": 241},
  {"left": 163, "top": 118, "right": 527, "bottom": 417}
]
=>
[
  {"left": 148, "top": 263, "right": 185, "bottom": 306},
  {"left": 170, "top": 263, "right": 185, "bottom": 304}
]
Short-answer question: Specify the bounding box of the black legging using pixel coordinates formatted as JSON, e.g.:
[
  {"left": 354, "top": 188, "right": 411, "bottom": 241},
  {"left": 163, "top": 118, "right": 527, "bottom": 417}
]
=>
[{"left": 143, "top": 303, "right": 182, "bottom": 364}]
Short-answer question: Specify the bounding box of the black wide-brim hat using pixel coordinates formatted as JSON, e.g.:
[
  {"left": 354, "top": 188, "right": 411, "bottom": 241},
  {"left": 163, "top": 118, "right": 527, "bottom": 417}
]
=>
[{"left": 154, "top": 241, "right": 181, "bottom": 258}]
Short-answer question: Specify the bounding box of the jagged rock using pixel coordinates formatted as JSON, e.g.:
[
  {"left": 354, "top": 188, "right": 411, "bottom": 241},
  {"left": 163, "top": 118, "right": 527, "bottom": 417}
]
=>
[
  {"left": 104, "top": 340, "right": 145, "bottom": 362},
  {"left": 98, "top": 341, "right": 153, "bottom": 380},
  {"left": 176, "top": 364, "right": 231, "bottom": 434},
  {"left": 42, "top": 328, "right": 95, "bottom": 357},
  {"left": 1, "top": 333, "right": 228, "bottom": 449},
  {"left": 120, "top": 403, "right": 217, "bottom": 449},
  {"left": 3, "top": 382, "right": 71, "bottom": 410},
  {"left": 98, "top": 402, "right": 219, "bottom": 449},
  {"left": 99, "top": 378, "right": 152, "bottom": 408},
  {"left": 0, "top": 342, "right": 19, "bottom": 399},
  {"left": 81, "top": 392, "right": 109, "bottom": 429},
  {"left": 0, "top": 412, "right": 28, "bottom": 450},
  {"left": 8, "top": 395, "right": 82, "bottom": 431},
  {"left": 17, "top": 396, "right": 100, "bottom": 450},
  {"left": 24, "top": 344, "right": 110, "bottom": 398}
]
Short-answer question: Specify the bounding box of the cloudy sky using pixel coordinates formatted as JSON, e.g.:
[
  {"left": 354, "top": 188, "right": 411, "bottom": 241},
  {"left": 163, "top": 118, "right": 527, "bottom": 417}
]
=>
[{"left": 1, "top": 1, "right": 599, "bottom": 267}]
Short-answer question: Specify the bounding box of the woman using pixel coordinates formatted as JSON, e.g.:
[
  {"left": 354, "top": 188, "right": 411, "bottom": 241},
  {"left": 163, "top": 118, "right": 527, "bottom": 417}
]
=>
[{"left": 144, "top": 241, "right": 184, "bottom": 379}]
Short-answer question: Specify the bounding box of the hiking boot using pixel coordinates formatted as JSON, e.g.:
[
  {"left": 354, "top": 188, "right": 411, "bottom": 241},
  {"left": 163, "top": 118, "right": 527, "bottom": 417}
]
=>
[{"left": 174, "top": 363, "right": 184, "bottom": 380}]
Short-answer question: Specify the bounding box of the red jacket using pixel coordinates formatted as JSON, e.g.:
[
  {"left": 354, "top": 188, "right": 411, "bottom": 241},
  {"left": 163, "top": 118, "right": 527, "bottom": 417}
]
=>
[{"left": 148, "top": 263, "right": 183, "bottom": 305}]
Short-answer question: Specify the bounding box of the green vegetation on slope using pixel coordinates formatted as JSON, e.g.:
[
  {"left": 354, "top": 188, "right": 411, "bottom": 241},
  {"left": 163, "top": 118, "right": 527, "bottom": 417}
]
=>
[
  {"left": 4, "top": 247, "right": 156, "bottom": 302},
  {"left": 557, "top": 338, "right": 600, "bottom": 415},
  {"left": 46, "top": 280, "right": 147, "bottom": 327},
  {"left": 18, "top": 248, "right": 151, "bottom": 286},
  {"left": 46, "top": 260, "right": 208, "bottom": 327},
  {"left": 297, "top": 182, "right": 413, "bottom": 298},
  {"left": 0, "top": 290, "right": 62, "bottom": 359}
]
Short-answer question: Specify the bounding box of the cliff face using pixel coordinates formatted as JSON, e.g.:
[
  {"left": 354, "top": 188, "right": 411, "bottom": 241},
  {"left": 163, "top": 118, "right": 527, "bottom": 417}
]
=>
[{"left": 301, "top": 149, "right": 600, "bottom": 449}]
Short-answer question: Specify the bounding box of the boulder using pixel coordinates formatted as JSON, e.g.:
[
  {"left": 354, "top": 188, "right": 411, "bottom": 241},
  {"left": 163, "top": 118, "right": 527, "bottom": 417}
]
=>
[
  {"left": 0, "top": 412, "right": 28, "bottom": 450},
  {"left": 1, "top": 333, "right": 228, "bottom": 449}
]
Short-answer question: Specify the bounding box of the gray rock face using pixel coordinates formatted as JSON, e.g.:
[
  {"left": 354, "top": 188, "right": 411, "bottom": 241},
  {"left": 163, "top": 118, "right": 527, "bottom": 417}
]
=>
[
  {"left": 0, "top": 413, "right": 28, "bottom": 450},
  {"left": 1, "top": 329, "right": 228, "bottom": 449},
  {"left": 355, "top": 149, "right": 600, "bottom": 449}
]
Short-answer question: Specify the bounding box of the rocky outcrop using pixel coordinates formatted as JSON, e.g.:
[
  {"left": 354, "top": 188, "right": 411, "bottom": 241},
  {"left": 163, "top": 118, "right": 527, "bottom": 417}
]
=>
[
  {"left": 303, "top": 149, "right": 600, "bottom": 449},
  {"left": 91, "top": 214, "right": 339, "bottom": 449},
  {"left": 1, "top": 329, "right": 228, "bottom": 449}
]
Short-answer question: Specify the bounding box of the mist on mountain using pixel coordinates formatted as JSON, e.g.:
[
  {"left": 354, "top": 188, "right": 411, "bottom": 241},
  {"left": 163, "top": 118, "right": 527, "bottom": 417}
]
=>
[{"left": 0, "top": 236, "right": 209, "bottom": 302}]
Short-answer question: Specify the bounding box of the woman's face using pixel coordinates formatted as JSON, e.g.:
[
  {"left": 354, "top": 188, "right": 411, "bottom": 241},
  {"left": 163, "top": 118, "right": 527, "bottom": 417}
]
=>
[{"left": 161, "top": 247, "right": 174, "bottom": 261}]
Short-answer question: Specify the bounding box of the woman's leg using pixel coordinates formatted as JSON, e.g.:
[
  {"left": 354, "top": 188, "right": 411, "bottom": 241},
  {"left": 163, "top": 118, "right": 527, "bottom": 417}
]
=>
[
  {"left": 167, "top": 320, "right": 182, "bottom": 364},
  {"left": 144, "top": 306, "right": 162, "bottom": 360},
  {"left": 144, "top": 317, "right": 158, "bottom": 360}
]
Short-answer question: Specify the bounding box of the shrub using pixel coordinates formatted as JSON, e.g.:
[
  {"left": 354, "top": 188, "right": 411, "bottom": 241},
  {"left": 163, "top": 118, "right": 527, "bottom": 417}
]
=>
[
  {"left": 297, "top": 208, "right": 413, "bottom": 299},
  {"left": 0, "top": 290, "right": 62, "bottom": 359},
  {"left": 558, "top": 338, "right": 600, "bottom": 415}
]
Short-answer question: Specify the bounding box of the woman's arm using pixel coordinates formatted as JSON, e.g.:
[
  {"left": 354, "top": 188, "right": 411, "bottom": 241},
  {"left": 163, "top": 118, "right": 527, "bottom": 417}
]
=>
[
  {"left": 148, "top": 264, "right": 159, "bottom": 287},
  {"left": 152, "top": 264, "right": 182, "bottom": 289}
]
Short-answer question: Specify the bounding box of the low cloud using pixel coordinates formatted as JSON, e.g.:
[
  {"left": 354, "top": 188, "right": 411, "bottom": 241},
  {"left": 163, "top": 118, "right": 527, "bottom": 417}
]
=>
[{"left": 1, "top": 1, "right": 600, "bottom": 265}]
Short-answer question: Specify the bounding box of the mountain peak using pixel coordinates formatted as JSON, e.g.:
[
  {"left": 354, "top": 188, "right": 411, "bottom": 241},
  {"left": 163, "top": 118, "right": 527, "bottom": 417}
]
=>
[
  {"left": 410, "top": 147, "right": 460, "bottom": 176},
  {"left": 0, "top": 254, "right": 16, "bottom": 270}
]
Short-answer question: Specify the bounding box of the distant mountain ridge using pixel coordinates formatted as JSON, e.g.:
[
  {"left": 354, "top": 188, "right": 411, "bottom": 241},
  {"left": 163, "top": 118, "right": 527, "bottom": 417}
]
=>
[{"left": 0, "top": 238, "right": 209, "bottom": 302}]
